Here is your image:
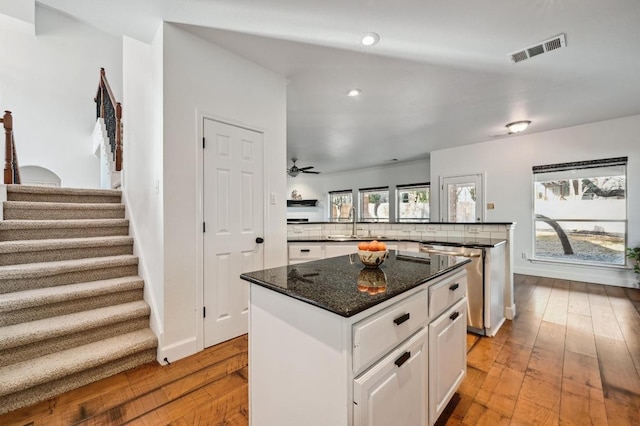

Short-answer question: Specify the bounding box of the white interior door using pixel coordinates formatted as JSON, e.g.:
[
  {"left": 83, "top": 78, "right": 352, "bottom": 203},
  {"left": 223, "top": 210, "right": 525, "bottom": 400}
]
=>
[
  {"left": 203, "top": 118, "right": 264, "bottom": 347},
  {"left": 440, "top": 174, "right": 484, "bottom": 222}
]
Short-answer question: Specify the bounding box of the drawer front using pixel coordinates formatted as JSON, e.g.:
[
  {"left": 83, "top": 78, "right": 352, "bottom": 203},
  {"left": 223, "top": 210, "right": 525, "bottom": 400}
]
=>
[
  {"left": 288, "top": 245, "right": 323, "bottom": 260},
  {"left": 429, "top": 271, "right": 467, "bottom": 320},
  {"left": 353, "top": 289, "right": 428, "bottom": 374}
]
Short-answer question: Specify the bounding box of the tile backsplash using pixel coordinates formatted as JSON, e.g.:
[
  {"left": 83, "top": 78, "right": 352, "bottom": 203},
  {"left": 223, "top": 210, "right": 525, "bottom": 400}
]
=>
[{"left": 287, "top": 223, "right": 513, "bottom": 240}]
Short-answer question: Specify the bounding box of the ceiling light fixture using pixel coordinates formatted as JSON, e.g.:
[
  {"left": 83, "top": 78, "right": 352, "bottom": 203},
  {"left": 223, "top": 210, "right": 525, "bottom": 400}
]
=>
[
  {"left": 506, "top": 120, "right": 531, "bottom": 133},
  {"left": 347, "top": 88, "right": 361, "bottom": 97},
  {"left": 361, "top": 32, "right": 380, "bottom": 46}
]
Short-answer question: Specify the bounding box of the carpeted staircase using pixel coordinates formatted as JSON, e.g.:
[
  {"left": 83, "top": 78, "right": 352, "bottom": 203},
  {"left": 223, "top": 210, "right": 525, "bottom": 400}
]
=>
[{"left": 0, "top": 185, "right": 158, "bottom": 415}]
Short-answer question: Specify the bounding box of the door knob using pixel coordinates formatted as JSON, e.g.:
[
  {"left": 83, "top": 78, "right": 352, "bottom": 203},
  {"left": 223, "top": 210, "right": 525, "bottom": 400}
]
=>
[{"left": 255, "top": 237, "right": 264, "bottom": 244}]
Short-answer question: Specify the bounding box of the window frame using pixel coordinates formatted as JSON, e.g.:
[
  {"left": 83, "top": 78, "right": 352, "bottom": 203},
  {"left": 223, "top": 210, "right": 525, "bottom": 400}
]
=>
[
  {"left": 531, "top": 157, "right": 628, "bottom": 268},
  {"left": 358, "top": 186, "right": 390, "bottom": 222},
  {"left": 328, "top": 189, "right": 353, "bottom": 222},
  {"left": 396, "top": 182, "right": 430, "bottom": 222}
]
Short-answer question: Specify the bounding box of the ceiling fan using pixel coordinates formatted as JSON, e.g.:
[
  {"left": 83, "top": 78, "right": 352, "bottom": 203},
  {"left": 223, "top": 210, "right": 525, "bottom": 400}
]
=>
[{"left": 287, "top": 158, "right": 320, "bottom": 177}]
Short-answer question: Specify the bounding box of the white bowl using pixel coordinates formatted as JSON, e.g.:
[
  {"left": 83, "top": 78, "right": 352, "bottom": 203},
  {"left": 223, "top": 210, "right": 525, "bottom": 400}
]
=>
[{"left": 358, "top": 250, "right": 388, "bottom": 267}]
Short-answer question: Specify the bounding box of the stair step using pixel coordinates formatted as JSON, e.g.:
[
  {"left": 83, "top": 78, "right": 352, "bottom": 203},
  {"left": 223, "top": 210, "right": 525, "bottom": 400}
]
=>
[
  {"left": 3, "top": 201, "right": 125, "bottom": 220},
  {"left": 0, "top": 219, "right": 129, "bottom": 241},
  {"left": 0, "top": 255, "right": 139, "bottom": 294},
  {"left": 0, "top": 328, "right": 157, "bottom": 400},
  {"left": 0, "top": 236, "right": 134, "bottom": 266},
  {"left": 6, "top": 185, "right": 121, "bottom": 204},
  {"left": 0, "top": 276, "right": 144, "bottom": 326},
  {"left": 0, "top": 301, "right": 151, "bottom": 366}
]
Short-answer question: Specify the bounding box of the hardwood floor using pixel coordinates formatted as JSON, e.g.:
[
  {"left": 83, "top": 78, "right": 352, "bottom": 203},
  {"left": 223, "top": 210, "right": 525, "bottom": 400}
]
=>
[
  {"left": 2, "top": 274, "right": 639, "bottom": 425},
  {"left": 437, "top": 274, "right": 640, "bottom": 426},
  {"left": 0, "top": 335, "right": 249, "bottom": 425}
]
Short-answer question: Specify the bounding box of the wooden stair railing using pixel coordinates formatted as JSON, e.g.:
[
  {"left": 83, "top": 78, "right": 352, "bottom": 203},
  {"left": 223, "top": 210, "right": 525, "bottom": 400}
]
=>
[
  {"left": 94, "top": 68, "right": 122, "bottom": 171},
  {"left": 2, "top": 110, "right": 21, "bottom": 184}
]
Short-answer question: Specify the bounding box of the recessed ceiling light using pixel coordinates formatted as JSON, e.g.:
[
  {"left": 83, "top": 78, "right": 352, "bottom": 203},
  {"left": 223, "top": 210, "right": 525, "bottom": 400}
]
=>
[
  {"left": 506, "top": 120, "right": 531, "bottom": 133},
  {"left": 347, "top": 88, "right": 361, "bottom": 97},
  {"left": 361, "top": 32, "right": 380, "bottom": 46}
]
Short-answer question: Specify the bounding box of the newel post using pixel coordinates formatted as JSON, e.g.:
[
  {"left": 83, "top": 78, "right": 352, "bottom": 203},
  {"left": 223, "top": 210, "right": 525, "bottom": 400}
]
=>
[
  {"left": 115, "top": 102, "right": 122, "bottom": 171},
  {"left": 3, "top": 110, "right": 13, "bottom": 184}
]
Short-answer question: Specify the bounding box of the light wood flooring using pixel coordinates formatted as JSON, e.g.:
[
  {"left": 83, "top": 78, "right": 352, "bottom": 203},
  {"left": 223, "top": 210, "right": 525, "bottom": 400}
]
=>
[{"left": 2, "top": 274, "right": 639, "bottom": 425}]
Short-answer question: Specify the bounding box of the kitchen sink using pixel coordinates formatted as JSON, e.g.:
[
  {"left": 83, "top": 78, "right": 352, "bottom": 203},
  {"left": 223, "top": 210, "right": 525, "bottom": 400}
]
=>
[
  {"left": 326, "top": 235, "right": 359, "bottom": 240},
  {"left": 325, "top": 235, "right": 390, "bottom": 241}
]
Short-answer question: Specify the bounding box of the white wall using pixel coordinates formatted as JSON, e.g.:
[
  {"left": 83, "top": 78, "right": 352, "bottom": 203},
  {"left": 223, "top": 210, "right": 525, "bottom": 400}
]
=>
[
  {"left": 0, "top": 5, "right": 122, "bottom": 188},
  {"left": 161, "top": 23, "right": 287, "bottom": 359},
  {"left": 0, "top": 0, "right": 34, "bottom": 26},
  {"left": 122, "top": 31, "right": 165, "bottom": 353},
  {"left": 287, "top": 159, "right": 430, "bottom": 222},
  {"left": 431, "top": 114, "right": 640, "bottom": 287}
]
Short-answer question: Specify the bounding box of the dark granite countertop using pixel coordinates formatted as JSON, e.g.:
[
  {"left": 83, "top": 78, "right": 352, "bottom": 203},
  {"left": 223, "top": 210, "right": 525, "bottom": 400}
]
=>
[
  {"left": 287, "top": 236, "right": 506, "bottom": 248},
  {"left": 240, "top": 251, "right": 470, "bottom": 318},
  {"left": 287, "top": 221, "right": 515, "bottom": 225}
]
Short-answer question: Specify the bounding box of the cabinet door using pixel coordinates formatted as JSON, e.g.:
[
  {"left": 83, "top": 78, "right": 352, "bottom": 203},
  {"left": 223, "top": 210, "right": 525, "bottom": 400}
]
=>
[
  {"left": 429, "top": 298, "right": 467, "bottom": 425},
  {"left": 354, "top": 327, "right": 428, "bottom": 426}
]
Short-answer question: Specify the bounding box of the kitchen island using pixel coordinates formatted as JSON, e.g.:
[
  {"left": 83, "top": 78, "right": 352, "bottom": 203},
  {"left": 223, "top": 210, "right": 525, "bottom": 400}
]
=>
[{"left": 240, "top": 251, "right": 470, "bottom": 426}]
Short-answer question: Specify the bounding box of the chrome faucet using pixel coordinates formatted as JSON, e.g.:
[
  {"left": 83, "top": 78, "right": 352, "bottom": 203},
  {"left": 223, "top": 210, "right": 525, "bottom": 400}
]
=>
[{"left": 350, "top": 206, "right": 357, "bottom": 236}]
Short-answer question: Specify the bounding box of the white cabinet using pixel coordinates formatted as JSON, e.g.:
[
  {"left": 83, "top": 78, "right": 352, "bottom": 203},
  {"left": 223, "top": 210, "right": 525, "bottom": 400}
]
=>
[
  {"left": 354, "top": 327, "right": 429, "bottom": 426},
  {"left": 429, "top": 298, "right": 467, "bottom": 424},
  {"left": 288, "top": 240, "right": 421, "bottom": 264},
  {"left": 288, "top": 243, "right": 323, "bottom": 264},
  {"left": 249, "top": 265, "right": 467, "bottom": 426}
]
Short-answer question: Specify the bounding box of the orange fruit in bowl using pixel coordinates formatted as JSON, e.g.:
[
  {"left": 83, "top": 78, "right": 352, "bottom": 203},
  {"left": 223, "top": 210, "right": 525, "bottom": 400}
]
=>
[
  {"left": 378, "top": 241, "right": 387, "bottom": 251},
  {"left": 368, "top": 241, "right": 380, "bottom": 251},
  {"left": 358, "top": 241, "right": 370, "bottom": 251}
]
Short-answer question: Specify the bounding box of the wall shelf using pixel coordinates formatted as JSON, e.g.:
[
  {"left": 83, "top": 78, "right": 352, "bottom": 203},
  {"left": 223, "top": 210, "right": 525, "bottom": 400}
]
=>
[{"left": 287, "top": 199, "right": 318, "bottom": 207}]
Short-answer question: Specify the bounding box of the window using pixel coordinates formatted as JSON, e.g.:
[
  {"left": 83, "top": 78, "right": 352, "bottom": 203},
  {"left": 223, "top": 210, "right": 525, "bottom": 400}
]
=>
[
  {"left": 359, "top": 187, "right": 389, "bottom": 222},
  {"left": 397, "top": 183, "right": 430, "bottom": 221},
  {"left": 329, "top": 190, "right": 353, "bottom": 221},
  {"left": 532, "top": 157, "right": 627, "bottom": 266}
]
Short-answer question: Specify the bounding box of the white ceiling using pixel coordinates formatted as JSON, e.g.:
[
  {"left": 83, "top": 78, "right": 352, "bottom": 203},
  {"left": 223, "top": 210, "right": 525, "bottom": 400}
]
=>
[{"left": 39, "top": 0, "right": 640, "bottom": 174}]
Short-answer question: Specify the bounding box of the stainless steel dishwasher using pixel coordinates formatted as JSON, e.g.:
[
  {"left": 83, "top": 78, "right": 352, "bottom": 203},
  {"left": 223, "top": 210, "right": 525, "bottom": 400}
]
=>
[{"left": 420, "top": 243, "right": 504, "bottom": 336}]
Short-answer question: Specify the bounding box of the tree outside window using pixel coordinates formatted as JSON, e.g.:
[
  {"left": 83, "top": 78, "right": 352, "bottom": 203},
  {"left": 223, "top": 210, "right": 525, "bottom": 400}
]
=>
[
  {"left": 360, "top": 188, "right": 389, "bottom": 222},
  {"left": 397, "top": 184, "right": 430, "bottom": 221},
  {"left": 533, "top": 158, "right": 627, "bottom": 266},
  {"left": 329, "top": 190, "right": 352, "bottom": 221}
]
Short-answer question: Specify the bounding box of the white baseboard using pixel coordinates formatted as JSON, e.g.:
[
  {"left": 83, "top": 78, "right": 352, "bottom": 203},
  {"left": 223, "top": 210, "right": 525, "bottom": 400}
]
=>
[
  {"left": 505, "top": 304, "right": 516, "bottom": 320},
  {"left": 514, "top": 265, "right": 639, "bottom": 289},
  {"left": 158, "top": 336, "right": 198, "bottom": 364}
]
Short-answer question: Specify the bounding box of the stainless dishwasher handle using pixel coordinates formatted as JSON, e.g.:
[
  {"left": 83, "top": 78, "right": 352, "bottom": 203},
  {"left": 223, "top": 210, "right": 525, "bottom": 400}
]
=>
[{"left": 421, "top": 248, "right": 481, "bottom": 258}]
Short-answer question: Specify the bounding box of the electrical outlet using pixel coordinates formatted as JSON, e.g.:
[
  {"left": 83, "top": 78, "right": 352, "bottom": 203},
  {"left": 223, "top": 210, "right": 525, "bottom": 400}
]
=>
[
  {"left": 521, "top": 252, "right": 527, "bottom": 259},
  {"left": 468, "top": 226, "right": 480, "bottom": 233}
]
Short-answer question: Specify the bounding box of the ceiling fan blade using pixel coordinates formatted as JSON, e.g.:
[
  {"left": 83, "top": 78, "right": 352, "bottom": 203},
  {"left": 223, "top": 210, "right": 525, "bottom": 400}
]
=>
[
  {"left": 298, "top": 166, "right": 315, "bottom": 171},
  {"left": 302, "top": 170, "right": 320, "bottom": 174}
]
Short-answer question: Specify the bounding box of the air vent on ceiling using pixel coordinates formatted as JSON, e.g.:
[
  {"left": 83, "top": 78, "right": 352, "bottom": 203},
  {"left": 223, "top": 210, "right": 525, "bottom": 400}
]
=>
[{"left": 509, "top": 33, "right": 566, "bottom": 63}]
